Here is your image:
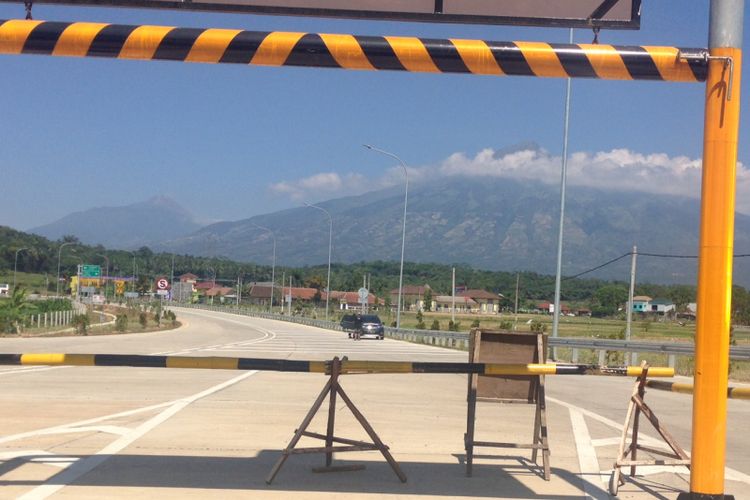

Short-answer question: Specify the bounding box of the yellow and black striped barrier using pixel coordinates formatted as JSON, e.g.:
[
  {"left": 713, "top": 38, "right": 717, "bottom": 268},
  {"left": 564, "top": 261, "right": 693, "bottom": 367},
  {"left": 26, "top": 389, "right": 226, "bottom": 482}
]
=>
[
  {"left": 0, "top": 19, "right": 707, "bottom": 82},
  {"left": 646, "top": 380, "right": 750, "bottom": 400},
  {"left": 0, "top": 353, "right": 674, "bottom": 377}
]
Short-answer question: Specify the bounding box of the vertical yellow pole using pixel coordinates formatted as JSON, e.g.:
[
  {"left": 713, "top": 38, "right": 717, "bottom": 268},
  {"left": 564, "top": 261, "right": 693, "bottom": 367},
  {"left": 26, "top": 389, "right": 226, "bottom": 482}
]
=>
[{"left": 687, "top": 1, "right": 743, "bottom": 498}]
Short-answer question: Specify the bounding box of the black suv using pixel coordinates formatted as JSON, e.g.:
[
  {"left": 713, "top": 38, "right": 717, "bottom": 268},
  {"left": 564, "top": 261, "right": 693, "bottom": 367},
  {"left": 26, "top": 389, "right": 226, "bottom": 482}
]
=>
[{"left": 340, "top": 314, "right": 385, "bottom": 340}]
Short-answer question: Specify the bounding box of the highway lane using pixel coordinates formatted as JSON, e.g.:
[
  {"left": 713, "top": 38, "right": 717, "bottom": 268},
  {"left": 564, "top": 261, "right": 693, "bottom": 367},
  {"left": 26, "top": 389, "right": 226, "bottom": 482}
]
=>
[{"left": 0, "top": 307, "right": 747, "bottom": 499}]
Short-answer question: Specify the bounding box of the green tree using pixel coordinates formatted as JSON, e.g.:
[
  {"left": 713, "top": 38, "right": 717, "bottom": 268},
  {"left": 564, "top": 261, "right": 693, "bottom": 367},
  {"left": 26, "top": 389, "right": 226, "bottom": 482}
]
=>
[
  {"left": 423, "top": 288, "right": 433, "bottom": 312},
  {"left": 430, "top": 319, "right": 440, "bottom": 330},
  {"left": 591, "top": 284, "right": 629, "bottom": 317},
  {"left": 0, "top": 288, "right": 38, "bottom": 333}
]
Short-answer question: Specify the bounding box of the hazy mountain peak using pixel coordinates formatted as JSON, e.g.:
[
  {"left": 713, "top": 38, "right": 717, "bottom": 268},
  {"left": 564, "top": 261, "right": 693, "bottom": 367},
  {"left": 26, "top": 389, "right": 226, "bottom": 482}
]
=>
[{"left": 30, "top": 196, "right": 203, "bottom": 250}]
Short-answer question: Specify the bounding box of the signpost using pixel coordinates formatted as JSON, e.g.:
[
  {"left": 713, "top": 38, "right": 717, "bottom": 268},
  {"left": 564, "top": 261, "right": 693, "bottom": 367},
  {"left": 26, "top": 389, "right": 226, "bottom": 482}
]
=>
[{"left": 81, "top": 265, "right": 101, "bottom": 278}]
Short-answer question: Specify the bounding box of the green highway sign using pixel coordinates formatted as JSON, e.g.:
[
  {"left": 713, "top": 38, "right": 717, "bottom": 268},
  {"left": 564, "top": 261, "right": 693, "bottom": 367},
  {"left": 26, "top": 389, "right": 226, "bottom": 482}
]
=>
[{"left": 81, "top": 265, "right": 102, "bottom": 278}]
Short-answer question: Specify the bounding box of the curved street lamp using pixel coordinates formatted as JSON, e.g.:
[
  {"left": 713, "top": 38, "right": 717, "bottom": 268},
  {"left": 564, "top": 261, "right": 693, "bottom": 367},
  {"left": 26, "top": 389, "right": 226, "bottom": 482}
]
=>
[
  {"left": 13, "top": 247, "right": 28, "bottom": 292},
  {"left": 364, "top": 144, "right": 409, "bottom": 329},
  {"left": 304, "top": 203, "right": 333, "bottom": 322},
  {"left": 56, "top": 241, "right": 75, "bottom": 296},
  {"left": 252, "top": 223, "right": 277, "bottom": 313}
]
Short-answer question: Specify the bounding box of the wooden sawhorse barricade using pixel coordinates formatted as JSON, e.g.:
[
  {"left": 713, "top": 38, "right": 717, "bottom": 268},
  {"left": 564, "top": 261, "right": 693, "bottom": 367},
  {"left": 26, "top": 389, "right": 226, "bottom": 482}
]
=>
[
  {"left": 266, "top": 357, "right": 407, "bottom": 484},
  {"left": 464, "top": 330, "right": 550, "bottom": 480},
  {"left": 609, "top": 362, "right": 690, "bottom": 496}
]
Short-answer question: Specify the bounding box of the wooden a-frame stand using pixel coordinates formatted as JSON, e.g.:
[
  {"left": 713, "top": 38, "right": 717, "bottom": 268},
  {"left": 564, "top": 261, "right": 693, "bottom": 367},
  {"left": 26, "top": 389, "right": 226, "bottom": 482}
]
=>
[
  {"left": 465, "top": 330, "right": 550, "bottom": 480},
  {"left": 609, "top": 361, "right": 690, "bottom": 496},
  {"left": 266, "top": 357, "right": 407, "bottom": 484}
]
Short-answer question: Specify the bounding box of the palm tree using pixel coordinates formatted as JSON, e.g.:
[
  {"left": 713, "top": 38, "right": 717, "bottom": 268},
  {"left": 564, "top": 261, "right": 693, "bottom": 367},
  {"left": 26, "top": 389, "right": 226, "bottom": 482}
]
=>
[{"left": 0, "top": 288, "right": 38, "bottom": 333}]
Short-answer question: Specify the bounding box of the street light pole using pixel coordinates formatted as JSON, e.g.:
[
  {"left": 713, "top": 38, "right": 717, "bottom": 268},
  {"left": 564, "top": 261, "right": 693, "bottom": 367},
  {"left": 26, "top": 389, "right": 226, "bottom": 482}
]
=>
[
  {"left": 252, "top": 223, "right": 277, "bottom": 313},
  {"left": 130, "top": 251, "right": 137, "bottom": 293},
  {"left": 304, "top": 203, "right": 332, "bottom": 322},
  {"left": 56, "top": 241, "right": 74, "bottom": 296},
  {"left": 97, "top": 254, "right": 109, "bottom": 299},
  {"left": 364, "top": 144, "right": 409, "bottom": 329},
  {"left": 552, "top": 28, "right": 574, "bottom": 361},
  {"left": 13, "top": 247, "right": 28, "bottom": 292}
]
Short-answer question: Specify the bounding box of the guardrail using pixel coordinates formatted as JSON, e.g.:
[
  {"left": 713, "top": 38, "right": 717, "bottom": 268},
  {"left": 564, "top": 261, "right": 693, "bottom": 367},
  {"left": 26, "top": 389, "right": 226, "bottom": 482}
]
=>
[{"left": 172, "top": 303, "right": 750, "bottom": 367}]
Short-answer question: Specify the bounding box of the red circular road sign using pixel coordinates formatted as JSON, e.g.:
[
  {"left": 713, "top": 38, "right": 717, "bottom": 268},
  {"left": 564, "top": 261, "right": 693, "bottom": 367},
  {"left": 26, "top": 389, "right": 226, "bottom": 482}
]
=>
[{"left": 156, "top": 278, "right": 170, "bottom": 290}]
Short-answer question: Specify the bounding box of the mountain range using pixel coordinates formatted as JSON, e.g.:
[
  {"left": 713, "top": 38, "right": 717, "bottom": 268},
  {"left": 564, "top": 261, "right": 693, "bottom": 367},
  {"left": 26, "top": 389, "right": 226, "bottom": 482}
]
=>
[
  {"left": 30, "top": 196, "right": 203, "bottom": 249},
  {"left": 27, "top": 179, "right": 750, "bottom": 286}
]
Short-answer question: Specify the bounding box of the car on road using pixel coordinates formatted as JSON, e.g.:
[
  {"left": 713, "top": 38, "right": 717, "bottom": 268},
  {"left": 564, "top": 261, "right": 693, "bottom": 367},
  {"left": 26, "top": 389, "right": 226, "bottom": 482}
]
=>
[{"left": 339, "top": 314, "right": 385, "bottom": 340}]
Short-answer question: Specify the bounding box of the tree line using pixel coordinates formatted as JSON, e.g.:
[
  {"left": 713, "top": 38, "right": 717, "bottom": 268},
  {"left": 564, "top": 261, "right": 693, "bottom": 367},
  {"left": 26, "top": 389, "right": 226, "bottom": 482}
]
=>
[{"left": 3, "top": 225, "right": 749, "bottom": 323}]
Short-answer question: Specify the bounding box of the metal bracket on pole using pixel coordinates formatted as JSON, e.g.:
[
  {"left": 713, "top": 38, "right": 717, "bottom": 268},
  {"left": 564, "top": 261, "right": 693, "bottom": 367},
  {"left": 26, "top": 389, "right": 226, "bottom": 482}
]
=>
[{"left": 679, "top": 50, "right": 734, "bottom": 100}]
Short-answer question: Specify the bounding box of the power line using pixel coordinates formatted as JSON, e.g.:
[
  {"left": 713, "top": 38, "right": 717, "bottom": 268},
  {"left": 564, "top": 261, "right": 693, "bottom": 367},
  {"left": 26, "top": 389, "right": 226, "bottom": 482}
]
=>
[
  {"left": 562, "top": 253, "right": 631, "bottom": 281},
  {"left": 562, "top": 250, "right": 750, "bottom": 282}
]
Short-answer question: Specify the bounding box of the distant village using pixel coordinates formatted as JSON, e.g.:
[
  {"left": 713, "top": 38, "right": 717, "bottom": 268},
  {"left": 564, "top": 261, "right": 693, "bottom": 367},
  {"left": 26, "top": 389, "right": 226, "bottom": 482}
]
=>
[{"left": 169, "top": 274, "right": 686, "bottom": 318}]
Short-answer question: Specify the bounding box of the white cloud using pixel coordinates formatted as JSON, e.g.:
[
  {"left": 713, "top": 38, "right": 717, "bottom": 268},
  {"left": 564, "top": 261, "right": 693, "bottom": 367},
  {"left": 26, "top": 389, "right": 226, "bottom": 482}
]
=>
[
  {"left": 269, "top": 147, "right": 750, "bottom": 213},
  {"left": 269, "top": 172, "right": 368, "bottom": 201}
]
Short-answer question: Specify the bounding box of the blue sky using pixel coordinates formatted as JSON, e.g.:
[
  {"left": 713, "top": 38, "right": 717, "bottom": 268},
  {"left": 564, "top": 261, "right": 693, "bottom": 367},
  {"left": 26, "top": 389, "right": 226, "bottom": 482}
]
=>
[{"left": 0, "top": 1, "right": 747, "bottom": 230}]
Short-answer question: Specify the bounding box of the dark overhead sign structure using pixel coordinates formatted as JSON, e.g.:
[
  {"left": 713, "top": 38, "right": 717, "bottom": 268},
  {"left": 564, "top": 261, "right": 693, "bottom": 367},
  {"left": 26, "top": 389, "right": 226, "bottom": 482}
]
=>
[{"left": 0, "top": 0, "right": 642, "bottom": 29}]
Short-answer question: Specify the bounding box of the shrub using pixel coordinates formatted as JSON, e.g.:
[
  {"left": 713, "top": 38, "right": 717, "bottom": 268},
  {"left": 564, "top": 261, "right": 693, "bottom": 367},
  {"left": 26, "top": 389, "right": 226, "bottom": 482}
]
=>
[
  {"left": 430, "top": 319, "right": 440, "bottom": 330},
  {"left": 115, "top": 314, "right": 129, "bottom": 333},
  {"left": 139, "top": 312, "right": 148, "bottom": 328},
  {"left": 414, "top": 310, "right": 425, "bottom": 329},
  {"left": 72, "top": 314, "right": 89, "bottom": 335},
  {"left": 165, "top": 310, "right": 177, "bottom": 326},
  {"left": 470, "top": 319, "right": 480, "bottom": 328},
  {"left": 448, "top": 320, "right": 461, "bottom": 332},
  {"left": 499, "top": 320, "right": 514, "bottom": 330},
  {"left": 529, "top": 319, "right": 547, "bottom": 333}
]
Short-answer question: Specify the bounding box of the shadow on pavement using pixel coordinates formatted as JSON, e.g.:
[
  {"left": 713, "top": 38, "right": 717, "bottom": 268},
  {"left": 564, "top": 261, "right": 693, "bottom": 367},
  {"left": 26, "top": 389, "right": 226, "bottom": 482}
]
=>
[{"left": 1, "top": 451, "right": 586, "bottom": 498}]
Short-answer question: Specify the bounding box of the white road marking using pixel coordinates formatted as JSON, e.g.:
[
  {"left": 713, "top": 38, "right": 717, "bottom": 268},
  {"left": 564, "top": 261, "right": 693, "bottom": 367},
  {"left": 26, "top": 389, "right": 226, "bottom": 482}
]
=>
[
  {"left": 0, "top": 366, "right": 70, "bottom": 376},
  {"left": 0, "top": 450, "right": 77, "bottom": 469},
  {"left": 549, "top": 396, "right": 750, "bottom": 486},
  {"left": 17, "top": 370, "right": 259, "bottom": 500},
  {"left": 569, "top": 409, "right": 610, "bottom": 497}
]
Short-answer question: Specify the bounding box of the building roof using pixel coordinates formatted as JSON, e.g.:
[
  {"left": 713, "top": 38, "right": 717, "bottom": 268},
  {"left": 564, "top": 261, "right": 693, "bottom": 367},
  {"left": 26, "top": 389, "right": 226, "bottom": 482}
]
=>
[
  {"left": 249, "top": 285, "right": 273, "bottom": 299},
  {"left": 324, "top": 290, "right": 378, "bottom": 305},
  {"left": 633, "top": 295, "right": 652, "bottom": 302},
  {"left": 195, "top": 281, "right": 216, "bottom": 290},
  {"left": 390, "top": 284, "right": 431, "bottom": 296},
  {"left": 287, "top": 287, "right": 318, "bottom": 300},
  {"left": 434, "top": 295, "right": 477, "bottom": 305},
  {"left": 179, "top": 273, "right": 198, "bottom": 282},
  {"left": 205, "top": 287, "right": 233, "bottom": 297},
  {"left": 458, "top": 289, "right": 504, "bottom": 300}
]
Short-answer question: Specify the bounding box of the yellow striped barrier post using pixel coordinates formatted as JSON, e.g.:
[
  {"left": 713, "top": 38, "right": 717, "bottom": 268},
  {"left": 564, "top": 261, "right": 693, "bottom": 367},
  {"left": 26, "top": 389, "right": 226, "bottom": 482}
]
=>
[
  {"left": 646, "top": 380, "right": 750, "bottom": 401},
  {"left": 0, "top": 353, "right": 674, "bottom": 377},
  {"left": 0, "top": 19, "right": 707, "bottom": 82}
]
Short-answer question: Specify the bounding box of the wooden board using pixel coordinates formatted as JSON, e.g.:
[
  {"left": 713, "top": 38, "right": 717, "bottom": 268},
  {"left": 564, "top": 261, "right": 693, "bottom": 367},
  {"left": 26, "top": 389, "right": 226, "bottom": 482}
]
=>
[{"left": 469, "top": 329, "right": 546, "bottom": 403}]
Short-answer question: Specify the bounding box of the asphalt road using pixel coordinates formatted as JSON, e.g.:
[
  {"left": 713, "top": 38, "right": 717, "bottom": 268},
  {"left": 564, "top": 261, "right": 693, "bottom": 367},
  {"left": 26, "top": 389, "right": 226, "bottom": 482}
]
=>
[{"left": 0, "top": 307, "right": 747, "bottom": 499}]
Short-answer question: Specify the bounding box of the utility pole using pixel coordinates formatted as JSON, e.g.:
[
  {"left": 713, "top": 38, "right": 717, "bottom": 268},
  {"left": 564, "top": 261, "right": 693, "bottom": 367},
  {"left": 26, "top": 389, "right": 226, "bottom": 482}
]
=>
[
  {"left": 288, "top": 275, "right": 292, "bottom": 316},
  {"left": 280, "top": 270, "right": 285, "bottom": 314},
  {"left": 514, "top": 273, "right": 520, "bottom": 331},
  {"left": 451, "top": 267, "right": 456, "bottom": 324},
  {"left": 625, "top": 246, "right": 637, "bottom": 365}
]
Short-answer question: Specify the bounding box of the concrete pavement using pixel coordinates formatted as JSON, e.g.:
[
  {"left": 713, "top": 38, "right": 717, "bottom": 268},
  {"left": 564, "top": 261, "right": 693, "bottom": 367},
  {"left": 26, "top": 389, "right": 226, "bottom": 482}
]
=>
[{"left": 0, "top": 307, "right": 747, "bottom": 498}]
